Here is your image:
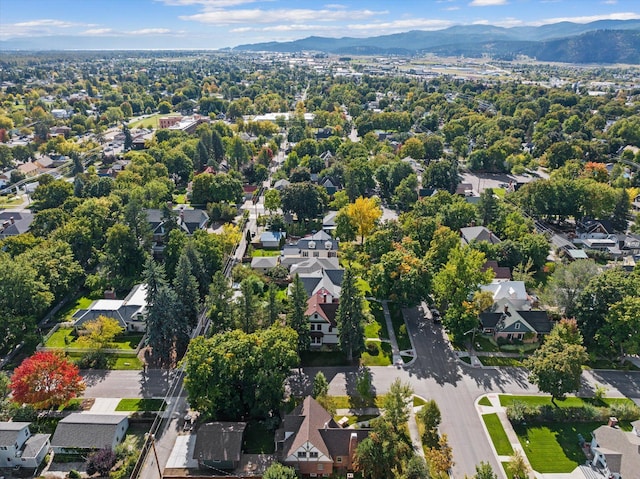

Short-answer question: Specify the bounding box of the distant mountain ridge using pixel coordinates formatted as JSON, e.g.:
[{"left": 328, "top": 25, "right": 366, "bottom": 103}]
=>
[{"left": 232, "top": 19, "right": 640, "bottom": 64}]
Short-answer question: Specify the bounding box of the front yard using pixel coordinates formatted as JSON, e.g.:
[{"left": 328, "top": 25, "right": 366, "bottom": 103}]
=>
[{"left": 45, "top": 328, "right": 143, "bottom": 350}]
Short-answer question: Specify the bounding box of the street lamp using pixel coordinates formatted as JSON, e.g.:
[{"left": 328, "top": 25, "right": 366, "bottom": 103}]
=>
[{"left": 463, "top": 327, "right": 479, "bottom": 355}]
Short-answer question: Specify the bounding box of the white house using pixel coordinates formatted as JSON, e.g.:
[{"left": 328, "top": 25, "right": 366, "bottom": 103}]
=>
[
  {"left": 282, "top": 230, "right": 339, "bottom": 260},
  {"left": 590, "top": 418, "right": 640, "bottom": 479},
  {"left": 305, "top": 294, "right": 339, "bottom": 347},
  {"left": 0, "top": 422, "right": 50, "bottom": 469},
  {"left": 73, "top": 284, "right": 148, "bottom": 332}
]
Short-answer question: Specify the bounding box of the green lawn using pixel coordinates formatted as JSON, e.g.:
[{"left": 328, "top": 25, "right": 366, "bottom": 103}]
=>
[
  {"left": 115, "top": 398, "right": 166, "bottom": 411},
  {"left": 499, "top": 395, "right": 635, "bottom": 409},
  {"left": 300, "top": 350, "right": 350, "bottom": 367},
  {"left": 514, "top": 422, "right": 597, "bottom": 473},
  {"left": 502, "top": 462, "right": 515, "bottom": 479},
  {"left": 361, "top": 341, "right": 392, "bottom": 366},
  {"left": 474, "top": 335, "right": 500, "bottom": 353},
  {"left": 128, "top": 112, "right": 180, "bottom": 129},
  {"left": 45, "top": 329, "right": 143, "bottom": 350},
  {"left": 368, "top": 302, "right": 389, "bottom": 340},
  {"left": 333, "top": 414, "right": 378, "bottom": 426},
  {"left": 243, "top": 422, "right": 275, "bottom": 453},
  {"left": 413, "top": 396, "right": 427, "bottom": 407},
  {"left": 55, "top": 294, "right": 97, "bottom": 322},
  {"left": 250, "top": 249, "right": 281, "bottom": 257},
  {"left": 388, "top": 303, "right": 411, "bottom": 350},
  {"left": 66, "top": 353, "right": 144, "bottom": 370},
  {"left": 330, "top": 395, "right": 385, "bottom": 409},
  {"left": 482, "top": 413, "right": 514, "bottom": 456},
  {"left": 478, "top": 396, "right": 492, "bottom": 407},
  {"left": 479, "top": 356, "right": 523, "bottom": 367},
  {"left": 172, "top": 193, "right": 188, "bottom": 204},
  {"left": 586, "top": 357, "right": 640, "bottom": 371}
]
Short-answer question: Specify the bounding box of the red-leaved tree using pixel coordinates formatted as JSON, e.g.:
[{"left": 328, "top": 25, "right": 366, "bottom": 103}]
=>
[{"left": 10, "top": 351, "right": 85, "bottom": 409}]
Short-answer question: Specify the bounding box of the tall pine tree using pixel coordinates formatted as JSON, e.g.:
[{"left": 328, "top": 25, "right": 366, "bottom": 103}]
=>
[
  {"left": 287, "top": 274, "right": 310, "bottom": 354},
  {"left": 207, "top": 271, "right": 234, "bottom": 334},
  {"left": 336, "top": 267, "right": 365, "bottom": 361},
  {"left": 174, "top": 253, "right": 200, "bottom": 328},
  {"left": 146, "top": 285, "right": 183, "bottom": 367}
]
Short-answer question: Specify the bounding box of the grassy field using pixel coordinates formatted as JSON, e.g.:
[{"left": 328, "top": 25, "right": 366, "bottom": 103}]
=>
[
  {"left": 250, "top": 249, "right": 281, "bottom": 257},
  {"left": 478, "top": 396, "right": 492, "bottom": 407},
  {"left": 66, "top": 352, "right": 144, "bottom": 370},
  {"left": 514, "top": 422, "right": 597, "bottom": 473},
  {"left": 482, "top": 413, "right": 514, "bottom": 456},
  {"left": 367, "top": 302, "right": 389, "bottom": 340},
  {"left": 55, "top": 294, "right": 97, "bottom": 322},
  {"left": 45, "top": 329, "right": 143, "bottom": 350},
  {"left": 499, "top": 395, "right": 635, "bottom": 408},
  {"left": 361, "top": 340, "right": 392, "bottom": 366},
  {"left": 128, "top": 112, "right": 180, "bottom": 129},
  {"left": 115, "top": 398, "right": 165, "bottom": 411}
]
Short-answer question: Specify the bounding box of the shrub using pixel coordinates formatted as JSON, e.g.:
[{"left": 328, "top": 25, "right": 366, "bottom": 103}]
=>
[
  {"left": 366, "top": 342, "right": 379, "bottom": 355},
  {"left": 68, "top": 470, "right": 81, "bottom": 479},
  {"left": 86, "top": 448, "right": 117, "bottom": 476},
  {"left": 609, "top": 402, "right": 640, "bottom": 421}
]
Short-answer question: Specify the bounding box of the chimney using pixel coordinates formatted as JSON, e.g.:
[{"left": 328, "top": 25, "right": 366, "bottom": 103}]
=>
[
  {"left": 104, "top": 288, "right": 116, "bottom": 300},
  {"left": 608, "top": 417, "right": 619, "bottom": 428},
  {"left": 348, "top": 432, "right": 358, "bottom": 467},
  {"left": 322, "top": 294, "right": 327, "bottom": 304},
  {"left": 503, "top": 305, "right": 509, "bottom": 314},
  {"left": 10, "top": 216, "right": 14, "bottom": 224}
]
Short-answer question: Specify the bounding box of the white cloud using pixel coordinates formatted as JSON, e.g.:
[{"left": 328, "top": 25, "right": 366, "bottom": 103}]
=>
[
  {"left": 347, "top": 18, "right": 454, "bottom": 31},
  {"left": 603, "top": 0, "right": 618, "bottom": 4},
  {"left": 470, "top": 0, "right": 508, "bottom": 6},
  {"left": 81, "top": 28, "right": 114, "bottom": 35},
  {"left": 444, "top": 6, "right": 461, "bottom": 11},
  {"left": 129, "top": 28, "right": 172, "bottom": 35},
  {"left": 1, "top": 19, "right": 96, "bottom": 38},
  {"left": 180, "top": 7, "right": 386, "bottom": 25},
  {"left": 533, "top": 11, "right": 640, "bottom": 25},
  {"left": 13, "top": 19, "right": 79, "bottom": 28}
]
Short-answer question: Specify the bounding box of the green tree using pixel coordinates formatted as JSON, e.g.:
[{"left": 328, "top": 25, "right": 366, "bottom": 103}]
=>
[
  {"left": 353, "top": 417, "right": 413, "bottom": 479},
  {"left": 183, "top": 327, "right": 299, "bottom": 420},
  {"left": 542, "top": 260, "right": 600, "bottom": 317},
  {"left": 281, "top": 182, "right": 328, "bottom": 222},
  {"left": 383, "top": 379, "right": 413, "bottom": 430},
  {"left": 506, "top": 451, "right": 530, "bottom": 479},
  {"left": 611, "top": 188, "right": 631, "bottom": 232},
  {"left": 336, "top": 267, "right": 365, "bottom": 361},
  {"left": 239, "top": 276, "right": 261, "bottom": 333},
  {"left": 404, "top": 455, "right": 430, "bottom": 479},
  {"left": 399, "top": 137, "right": 425, "bottom": 159},
  {"left": 287, "top": 274, "right": 310, "bottom": 354},
  {"left": 104, "top": 223, "right": 147, "bottom": 289},
  {"left": 425, "top": 434, "right": 454, "bottom": 476},
  {"left": 31, "top": 178, "right": 73, "bottom": 211},
  {"left": 207, "top": 271, "right": 234, "bottom": 334},
  {"left": 264, "top": 189, "right": 281, "bottom": 215},
  {"left": 417, "top": 399, "right": 441, "bottom": 449},
  {"left": 76, "top": 316, "right": 124, "bottom": 351},
  {"left": 312, "top": 371, "right": 329, "bottom": 399},
  {"left": 146, "top": 285, "right": 185, "bottom": 367},
  {"left": 477, "top": 188, "right": 499, "bottom": 226},
  {"left": 525, "top": 319, "right": 587, "bottom": 405},
  {"left": 262, "top": 463, "right": 297, "bottom": 479},
  {"left": 345, "top": 196, "right": 382, "bottom": 244},
  {"left": 473, "top": 462, "right": 497, "bottom": 479},
  {"left": 597, "top": 296, "right": 640, "bottom": 361},
  {"left": 266, "top": 282, "right": 280, "bottom": 327},
  {"left": 173, "top": 253, "right": 200, "bottom": 328}
]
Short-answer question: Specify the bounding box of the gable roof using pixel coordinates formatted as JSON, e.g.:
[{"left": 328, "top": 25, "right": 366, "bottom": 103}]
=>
[
  {"left": 482, "top": 260, "right": 511, "bottom": 280},
  {"left": 0, "top": 211, "right": 34, "bottom": 237},
  {"left": 146, "top": 208, "right": 209, "bottom": 236},
  {"left": 593, "top": 424, "right": 640, "bottom": 478},
  {"left": 193, "top": 422, "right": 246, "bottom": 462},
  {"left": 305, "top": 295, "right": 339, "bottom": 326},
  {"left": 480, "top": 281, "right": 528, "bottom": 302},
  {"left": 282, "top": 396, "right": 336, "bottom": 459},
  {"left": 73, "top": 284, "right": 147, "bottom": 328},
  {"left": 460, "top": 226, "right": 501, "bottom": 245},
  {"left": 51, "top": 414, "right": 128, "bottom": 450},
  {"left": 251, "top": 256, "right": 279, "bottom": 269},
  {"left": 480, "top": 299, "right": 551, "bottom": 335},
  {"left": 290, "top": 257, "right": 340, "bottom": 275},
  {"left": 0, "top": 422, "right": 29, "bottom": 446}
]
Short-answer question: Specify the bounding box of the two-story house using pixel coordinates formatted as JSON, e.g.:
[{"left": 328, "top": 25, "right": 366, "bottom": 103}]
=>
[
  {"left": 282, "top": 231, "right": 339, "bottom": 261},
  {"left": 590, "top": 418, "right": 640, "bottom": 479},
  {"left": 0, "top": 422, "right": 50, "bottom": 470},
  {"left": 276, "top": 396, "right": 369, "bottom": 477},
  {"left": 146, "top": 207, "right": 209, "bottom": 259},
  {"left": 305, "top": 295, "right": 339, "bottom": 348}
]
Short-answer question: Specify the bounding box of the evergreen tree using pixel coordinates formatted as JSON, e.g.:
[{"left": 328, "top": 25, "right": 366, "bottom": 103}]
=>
[
  {"left": 239, "top": 277, "right": 259, "bottom": 333},
  {"left": 123, "top": 124, "right": 132, "bottom": 151},
  {"left": 143, "top": 257, "right": 168, "bottom": 307},
  {"left": 287, "top": 274, "right": 310, "bottom": 354},
  {"left": 174, "top": 253, "right": 200, "bottom": 328},
  {"left": 182, "top": 241, "right": 208, "bottom": 299},
  {"left": 611, "top": 188, "right": 631, "bottom": 232},
  {"left": 336, "top": 267, "right": 365, "bottom": 361},
  {"left": 312, "top": 371, "right": 329, "bottom": 399},
  {"left": 146, "top": 285, "right": 184, "bottom": 367},
  {"left": 266, "top": 282, "right": 280, "bottom": 327},
  {"left": 207, "top": 271, "right": 234, "bottom": 334}
]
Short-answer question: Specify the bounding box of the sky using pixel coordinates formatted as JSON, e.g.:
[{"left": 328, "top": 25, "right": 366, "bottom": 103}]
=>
[{"left": 1, "top": 0, "right": 640, "bottom": 50}]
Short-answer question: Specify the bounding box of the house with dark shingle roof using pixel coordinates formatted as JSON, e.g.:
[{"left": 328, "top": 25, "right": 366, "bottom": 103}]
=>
[
  {"left": 480, "top": 298, "right": 552, "bottom": 343},
  {"left": 590, "top": 419, "right": 640, "bottom": 479},
  {"left": 460, "top": 226, "right": 501, "bottom": 245},
  {"left": 0, "top": 422, "right": 50, "bottom": 469},
  {"left": 306, "top": 295, "right": 339, "bottom": 347},
  {"left": 0, "top": 212, "right": 34, "bottom": 239},
  {"left": 193, "top": 422, "right": 246, "bottom": 470},
  {"left": 146, "top": 207, "right": 209, "bottom": 258},
  {"left": 73, "top": 283, "right": 148, "bottom": 332},
  {"left": 51, "top": 414, "right": 128, "bottom": 453},
  {"left": 276, "top": 396, "right": 368, "bottom": 477}
]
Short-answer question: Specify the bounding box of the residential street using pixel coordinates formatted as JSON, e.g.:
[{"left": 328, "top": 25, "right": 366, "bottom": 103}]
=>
[{"left": 82, "top": 306, "right": 640, "bottom": 479}]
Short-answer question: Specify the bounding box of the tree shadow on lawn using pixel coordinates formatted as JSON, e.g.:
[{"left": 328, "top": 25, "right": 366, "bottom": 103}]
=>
[{"left": 513, "top": 422, "right": 597, "bottom": 474}]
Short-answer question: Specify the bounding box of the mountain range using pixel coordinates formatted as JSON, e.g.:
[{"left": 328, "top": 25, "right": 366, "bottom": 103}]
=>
[{"left": 232, "top": 19, "right": 640, "bottom": 64}]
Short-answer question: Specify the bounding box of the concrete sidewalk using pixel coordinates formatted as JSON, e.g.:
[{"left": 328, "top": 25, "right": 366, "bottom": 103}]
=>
[{"left": 86, "top": 397, "right": 122, "bottom": 413}]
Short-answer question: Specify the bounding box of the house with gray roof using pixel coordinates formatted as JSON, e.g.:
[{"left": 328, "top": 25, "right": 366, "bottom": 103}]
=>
[
  {"left": 590, "top": 419, "right": 640, "bottom": 479},
  {"left": 146, "top": 207, "right": 209, "bottom": 258},
  {"left": 73, "top": 284, "right": 147, "bottom": 332},
  {"left": 480, "top": 298, "right": 552, "bottom": 343},
  {"left": 0, "top": 422, "right": 50, "bottom": 470},
  {"left": 51, "top": 414, "right": 128, "bottom": 453},
  {"left": 460, "top": 226, "right": 501, "bottom": 245},
  {"left": 0, "top": 212, "right": 34, "bottom": 239},
  {"left": 283, "top": 230, "right": 339, "bottom": 260},
  {"left": 251, "top": 256, "right": 279, "bottom": 273},
  {"left": 193, "top": 422, "right": 246, "bottom": 470}
]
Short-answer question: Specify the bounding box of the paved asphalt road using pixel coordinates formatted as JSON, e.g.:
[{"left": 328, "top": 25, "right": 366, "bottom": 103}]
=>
[{"left": 82, "top": 306, "right": 640, "bottom": 479}]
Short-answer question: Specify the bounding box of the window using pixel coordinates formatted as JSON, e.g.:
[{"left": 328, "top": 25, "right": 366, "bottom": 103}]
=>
[
  {"left": 515, "top": 323, "right": 520, "bottom": 330},
  {"left": 310, "top": 324, "right": 315, "bottom": 331},
  {"left": 310, "top": 452, "right": 318, "bottom": 458},
  {"left": 328, "top": 326, "right": 333, "bottom": 333},
  {"left": 336, "top": 457, "right": 342, "bottom": 463},
  {"left": 302, "top": 251, "right": 309, "bottom": 257},
  {"left": 313, "top": 252, "right": 319, "bottom": 257},
  {"left": 317, "top": 463, "right": 324, "bottom": 470},
  {"left": 298, "top": 451, "right": 307, "bottom": 458}
]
